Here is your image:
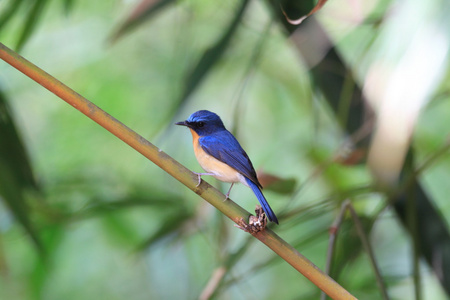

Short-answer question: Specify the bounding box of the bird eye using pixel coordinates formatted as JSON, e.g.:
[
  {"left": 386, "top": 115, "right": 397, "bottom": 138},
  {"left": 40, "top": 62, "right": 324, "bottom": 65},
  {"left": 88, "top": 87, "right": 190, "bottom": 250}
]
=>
[{"left": 197, "top": 121, "right": 205, "bottom": 128}]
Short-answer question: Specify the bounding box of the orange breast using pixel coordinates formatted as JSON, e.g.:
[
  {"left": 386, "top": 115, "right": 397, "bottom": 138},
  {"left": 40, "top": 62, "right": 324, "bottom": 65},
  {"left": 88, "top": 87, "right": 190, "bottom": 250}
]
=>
[{"left": 189, "top": 129, "right": 246, "bottom": 185}]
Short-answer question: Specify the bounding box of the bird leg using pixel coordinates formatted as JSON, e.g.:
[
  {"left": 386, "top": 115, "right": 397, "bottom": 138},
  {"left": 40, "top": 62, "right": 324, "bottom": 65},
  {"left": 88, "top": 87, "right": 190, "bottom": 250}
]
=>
[
  {"left": 192, "top": 172, "right": 215, "bottom": 187},
  {"left": 224, "top": 183, "right": 234, "bottom": 201}
]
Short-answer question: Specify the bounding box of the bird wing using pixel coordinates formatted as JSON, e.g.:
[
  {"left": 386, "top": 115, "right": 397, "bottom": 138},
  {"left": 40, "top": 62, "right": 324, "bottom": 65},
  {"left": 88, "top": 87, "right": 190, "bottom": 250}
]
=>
[{"left": 198, "top": 131, "right": 261, "bottom": 188}]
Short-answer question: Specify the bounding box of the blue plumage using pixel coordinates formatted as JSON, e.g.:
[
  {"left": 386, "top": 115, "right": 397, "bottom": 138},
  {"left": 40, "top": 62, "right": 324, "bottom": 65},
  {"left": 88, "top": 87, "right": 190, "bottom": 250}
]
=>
[
  {"left": 199, "top": 132, "right": 258, "bottom": 186},
  {"left": 176, "top": 110, "right": 279, "bottom": 224},
  {"left": 244, "top": 177, "right": 278, "bottom": 224}
]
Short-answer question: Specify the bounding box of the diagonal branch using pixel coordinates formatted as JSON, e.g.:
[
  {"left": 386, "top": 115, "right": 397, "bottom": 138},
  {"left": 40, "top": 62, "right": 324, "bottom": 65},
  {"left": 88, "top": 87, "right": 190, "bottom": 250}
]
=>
[{"left": 0, "top": 42, "right": 356, "bottom": 300}]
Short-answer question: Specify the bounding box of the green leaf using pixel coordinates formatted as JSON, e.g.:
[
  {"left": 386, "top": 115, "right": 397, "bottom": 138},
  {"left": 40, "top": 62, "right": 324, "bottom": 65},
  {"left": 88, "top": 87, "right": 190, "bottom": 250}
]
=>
[
  {"left": 0, "top": 0, "right": 25, "bottom": 29},
  {"left": 395, "top": 150, "right": 450, "bottom": 295},
  {"left": 0, "top": 90, "right": 42, "bottom": 253},
  {"left": 136, "top": 209, "right": 193, "bottom": 250},
  {"left": 330, "top": 217, "right": 371, "bottom": 278},
  {"left": 16, "top": 0, "right": 50, "bottom": 52},
  {"left": 109, "top": 0, "right": 176, "bottom": 43},
  {"left": 63, "top": 0, "right": 75, "bottom": 14},
  {"left": 180, "top": 0, "right": 250, "bottom": 102},
  {"left": 0, "top": 93, "right": 37, "bottom": 189}
]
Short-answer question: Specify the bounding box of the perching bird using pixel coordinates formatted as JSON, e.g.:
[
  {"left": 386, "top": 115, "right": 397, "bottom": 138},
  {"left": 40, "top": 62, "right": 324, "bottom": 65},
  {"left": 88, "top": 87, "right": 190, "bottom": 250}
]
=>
[{"left": 176, "top": 110, "right": 278, "bottom": 224}]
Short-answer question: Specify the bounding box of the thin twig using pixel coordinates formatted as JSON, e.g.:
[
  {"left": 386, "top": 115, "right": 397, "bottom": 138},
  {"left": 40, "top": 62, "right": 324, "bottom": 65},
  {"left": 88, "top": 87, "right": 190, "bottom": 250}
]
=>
[
  {"left": 346, "top": 200, "right": 390, "bottom": 300},
  {"left": 321, "top": 200, "right": 390, "bottom": 300},
  {"left": 407, "top": 185, "right": 422, "bottom": 300},
  {"left": 199, "top": 266, "right": 227, "bottom": 300},
  {"left": 321, "top": 201, "right": 349, "bottom": 300}
]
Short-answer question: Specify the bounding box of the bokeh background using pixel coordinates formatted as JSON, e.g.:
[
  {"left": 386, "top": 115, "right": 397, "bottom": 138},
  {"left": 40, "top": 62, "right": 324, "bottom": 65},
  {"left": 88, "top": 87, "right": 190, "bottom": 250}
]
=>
[{"left": 0, "top": 0, "right": 449, "bottom": 299}]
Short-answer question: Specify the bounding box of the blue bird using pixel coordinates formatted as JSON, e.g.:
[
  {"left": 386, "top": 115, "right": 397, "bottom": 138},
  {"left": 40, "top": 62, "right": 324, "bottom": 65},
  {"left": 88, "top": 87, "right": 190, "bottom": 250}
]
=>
[{"left": 176, "top": 110, "right": 278, "bottom": 224}]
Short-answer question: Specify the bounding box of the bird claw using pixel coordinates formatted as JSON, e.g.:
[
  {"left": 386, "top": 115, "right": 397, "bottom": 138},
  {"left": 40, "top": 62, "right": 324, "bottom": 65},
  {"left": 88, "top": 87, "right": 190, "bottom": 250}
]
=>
[
  {"left": 195, "top": 174, "right": 202, "bottom": 187},
  {"left": 223, "top": 193, "right": 230, "bottom": 202},
  {"left": 235, "top": 206, "right": 268, "bottom": 233},
  {"left": 192, "top": 172, "right": 203, "bottom": 187},
  {"left": 224, "top": 183, "right": 234, "bottom": 201},
  {"left": 192, "top": 172, "right": 217, "bottom": 187}
]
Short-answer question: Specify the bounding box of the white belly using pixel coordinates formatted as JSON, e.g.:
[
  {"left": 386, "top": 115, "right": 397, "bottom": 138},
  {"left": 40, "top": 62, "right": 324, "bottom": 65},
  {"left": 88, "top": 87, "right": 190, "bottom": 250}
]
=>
[
  {"left": 190, "top": 128, "right": 249, "bottom": 186},
  {"left": 195, "top": 148, "right": 248, "bottom": 185},
  {"left": 193, "top": 147, "right": 246, "bottom": 186}
]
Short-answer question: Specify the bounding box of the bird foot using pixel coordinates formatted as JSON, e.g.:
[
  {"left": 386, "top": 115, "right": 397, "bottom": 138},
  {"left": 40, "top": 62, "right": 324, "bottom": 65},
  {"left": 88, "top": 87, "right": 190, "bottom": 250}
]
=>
[
  {"left": 224, "top": 183, "right": 234, "bottom": 202},
  {"left": 193, "top": 172, "right": 202, "bottom": 187},
  {"left": 235, "top": 206, "right": 267, "bottom": 233},
  {"left": 223, "top": 193, "right": 230, "bottom": 202},
  {"left": 192, "top": 172, "right": 215, "bottom": 187}
]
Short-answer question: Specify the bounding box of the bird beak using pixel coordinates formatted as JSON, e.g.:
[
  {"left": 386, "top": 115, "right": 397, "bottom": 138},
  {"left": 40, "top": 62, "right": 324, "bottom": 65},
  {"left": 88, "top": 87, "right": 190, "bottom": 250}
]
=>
[{"left": 175, "top": 120, "right": 188, "bottom": 126}]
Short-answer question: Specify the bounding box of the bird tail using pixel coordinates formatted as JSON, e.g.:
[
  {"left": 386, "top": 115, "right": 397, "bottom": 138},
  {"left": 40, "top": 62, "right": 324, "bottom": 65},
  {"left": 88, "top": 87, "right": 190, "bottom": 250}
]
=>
[{"left": 245, "top": 177, "right": 279, "bottom": 224}]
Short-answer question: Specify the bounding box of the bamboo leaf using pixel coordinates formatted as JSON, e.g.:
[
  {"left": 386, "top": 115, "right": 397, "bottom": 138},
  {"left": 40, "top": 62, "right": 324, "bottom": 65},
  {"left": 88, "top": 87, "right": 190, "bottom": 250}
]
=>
[
  {"left": 109, "top": 0, "right": 176, "bottom": 43},
  {"left": 137, "top": 209, "right": 193, "bottom": 250},
  {"left": 180, "top": 0, "right": 250, "bottom": 102},
  {"left": 330, "top": 217, "right": 369, "bottom": 278},
  {"left": 0, "top": 0, "right": 25, "bottom": 29},
  {"left": 395, "top": 150, "right": 450, "bottom": 295},
  {"left": 63, "top": 0, "right": 75, "bottom": 15},
  {"left": 0, "top": 90, "right": 42, "bottom": 252},
  {"left": 16, "top": 0, "right": 50, "bottom": 51},
  {"left": 0, "top": 91, "right": 37, "bottom": 189}
]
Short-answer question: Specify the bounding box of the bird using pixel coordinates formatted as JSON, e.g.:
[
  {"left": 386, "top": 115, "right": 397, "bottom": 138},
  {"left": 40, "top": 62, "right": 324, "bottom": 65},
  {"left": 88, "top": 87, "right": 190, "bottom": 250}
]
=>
[{"left": 175, "top": 110, "right": 278, "bottom": 224}]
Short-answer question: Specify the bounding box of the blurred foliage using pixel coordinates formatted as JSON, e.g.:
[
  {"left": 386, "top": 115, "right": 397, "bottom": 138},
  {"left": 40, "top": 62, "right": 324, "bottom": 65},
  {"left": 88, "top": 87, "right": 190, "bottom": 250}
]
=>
[
  {"left": 0, "top": 89, "right": 41, "bottom": 253},
  {"left": 0, "top": 0, "right": 50, "bottom": 51},
  {"left": 0, "top": 0, "right": 450, "bottom": 299}
]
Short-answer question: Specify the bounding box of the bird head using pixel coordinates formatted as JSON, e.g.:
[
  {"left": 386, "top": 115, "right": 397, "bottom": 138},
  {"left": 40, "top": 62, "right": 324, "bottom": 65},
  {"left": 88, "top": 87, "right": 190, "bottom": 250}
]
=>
[{"left": 175, "top": 110, "right": 226, "bottom": 135}]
